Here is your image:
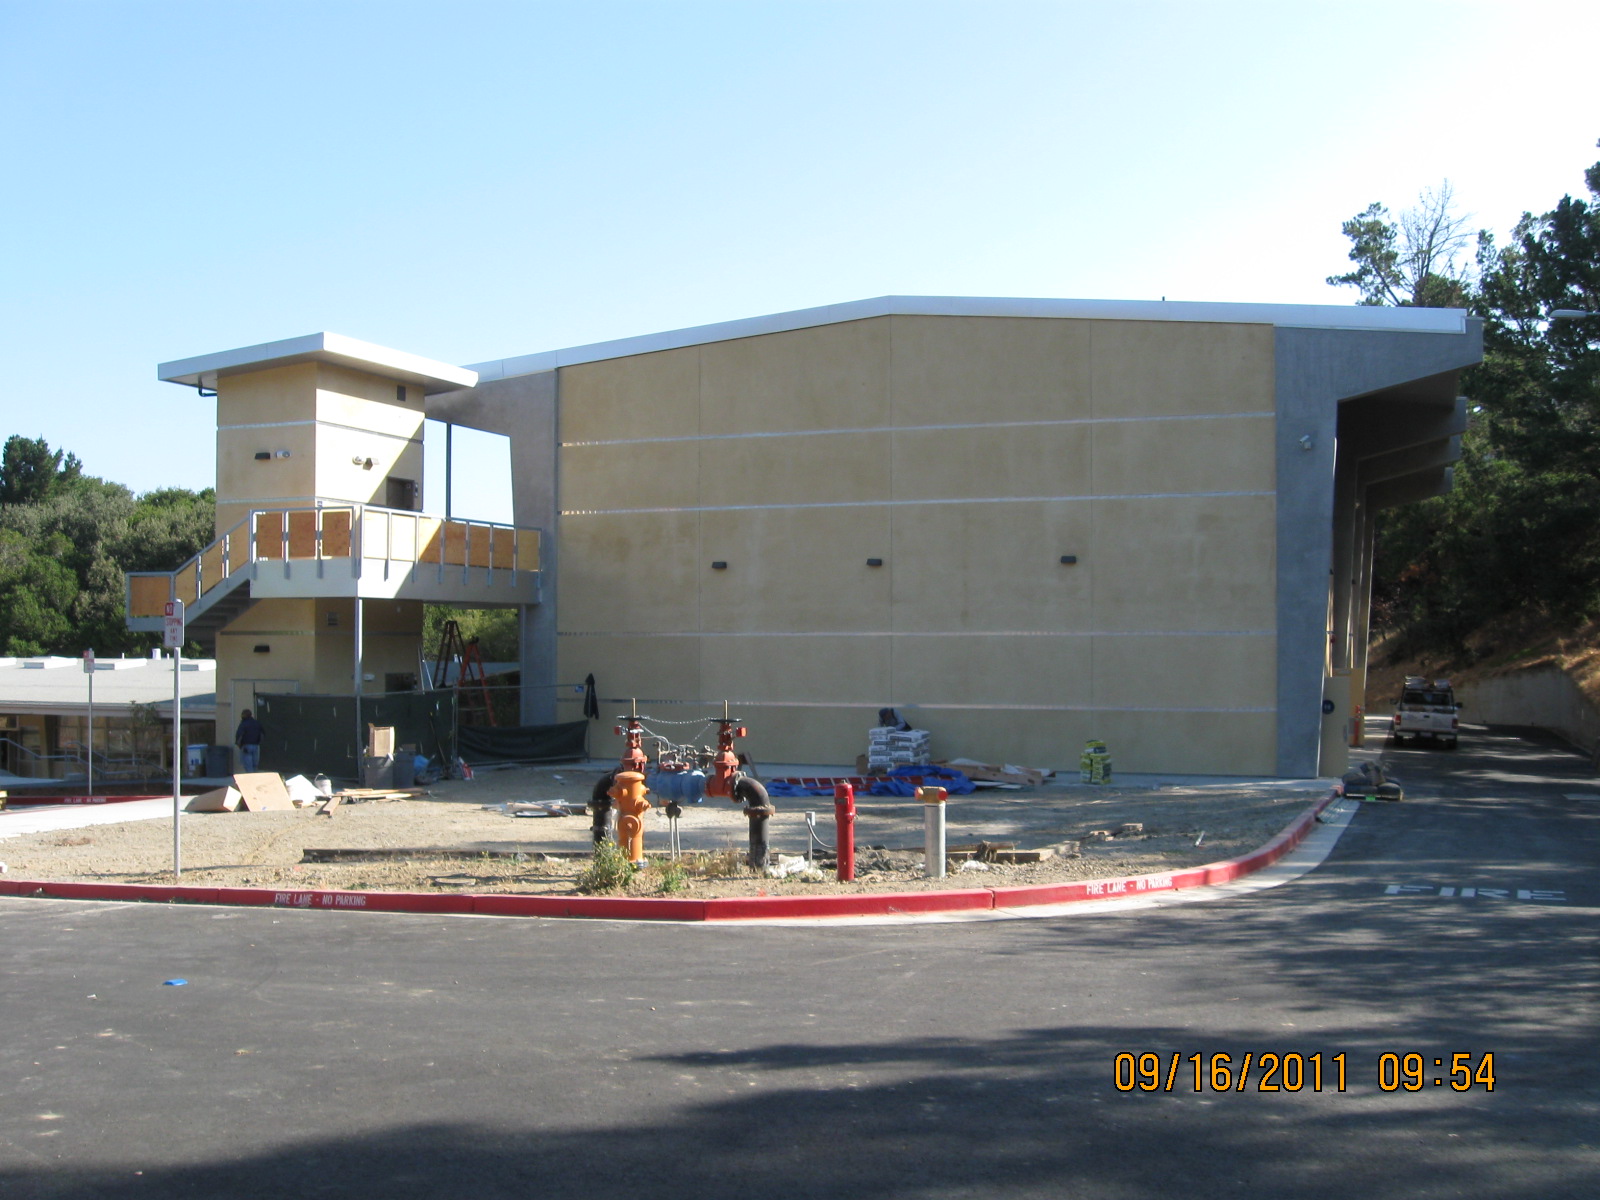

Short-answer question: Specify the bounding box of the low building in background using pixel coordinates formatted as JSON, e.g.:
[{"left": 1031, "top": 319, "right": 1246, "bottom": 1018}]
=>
[{"left": 0, "top": 653, "right": 215, "bottom": 780}]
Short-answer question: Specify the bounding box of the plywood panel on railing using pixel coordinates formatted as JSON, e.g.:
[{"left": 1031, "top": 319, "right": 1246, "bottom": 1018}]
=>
[
  {"left": 444, "top": 522, "right": 468, "bottom": 566},
  {"left": 287, "top": 510, "right": 319, "bottom": 559},
  {"left": 390, "top": 513, "right": 419, "bottom": 562},
  {"left": 173, "top": 562, "right": 199, "bottom": 604},
  {"left": 199, "top": 542, "right": 226, "bottom": 593},
  {"left": 468, "top": 524, "right": 492, "bottom": 567},
  {"left": 362, "top": 510, "right": 389, "bottom": 559},
  {"left": 254, "top": 511, "right": 284, "bottom": 560},
  {"left": 418, "top": 517, "right": 443, "bottom": 564},
  {"left": 490, "top": 528, "right": 515, "bottom": 569},
  {"left": 129, "top": 575, "right": 172, "bottom": 618},
  {"left": 321, "top": 510, "right": 352, "bottom": 557}
]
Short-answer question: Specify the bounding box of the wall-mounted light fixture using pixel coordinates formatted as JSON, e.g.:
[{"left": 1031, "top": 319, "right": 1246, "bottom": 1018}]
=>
[
  {"left": 866, "top": 558, "right": 884, "bottom": 567},
  {"left": 352, "top": 456, "right": 375, "bottom": 470},
  {"left": 711, "top": 561, "right": 729, "bottom": 570},
  {"left": 274, "top": 449, "right": 291, "bottom": 459},
  {"left": 396, "top": 385, "right": 408, "bottom": 403},
  {"left": 1060, "top": 555, "right": 1078, "bottom": 565},
  {"left": 254, "top": 451, "right": 271, "bottom": 461},
  {"left": 253, "top": 644, "right": 271, "bottom": 654}
]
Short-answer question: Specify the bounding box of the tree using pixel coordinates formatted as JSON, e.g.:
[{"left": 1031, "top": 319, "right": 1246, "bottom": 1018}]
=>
[
  {"left": 424, "top": 605, "right": 520, "bottom": 666},
  {"left": 0, "top": 435, "right": 81, "bottom": 506},
  {"left": 1362, "top": 146, "right": 1600, "bottom": 654},
  {"left": 0, "top": 435, "right": 216, "bottom": 655},
  {"left": 117, "top": 487, "right": 217, "bottom": 574},
  {"left": 0, "top": 529, "right": 77, "bottom": 654},
  {"left": 1474, "top": 152, "right": 1600, "bottom": 475},
  {"left": 1327, "top": 182, "right": 1478, "bottom": 308}
]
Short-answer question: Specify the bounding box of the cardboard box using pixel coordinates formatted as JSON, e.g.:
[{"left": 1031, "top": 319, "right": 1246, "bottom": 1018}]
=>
[
  {"left": 367, "top": 725, "right": 395, "bottom": 758},
  {"left": 186, "top": 786, "right": 243, "bottom": 813}
]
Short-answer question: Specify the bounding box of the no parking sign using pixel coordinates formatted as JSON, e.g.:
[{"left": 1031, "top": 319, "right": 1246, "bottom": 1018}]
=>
[{"left": 163, "top": 600, "right": 185, "bottom": 649}]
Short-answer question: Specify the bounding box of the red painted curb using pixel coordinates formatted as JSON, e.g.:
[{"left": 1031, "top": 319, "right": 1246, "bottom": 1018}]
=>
[
  {"left": 702, "top": 887, "right": 997, "bottom": 921},
  {"left": 0, "top": 791, "right": 1339, "bottom": 922}
]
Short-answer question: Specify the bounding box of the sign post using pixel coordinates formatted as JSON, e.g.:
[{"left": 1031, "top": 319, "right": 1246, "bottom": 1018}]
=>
[
  {"left": 82, "top": 649, "right": 95, "bottom": 797},
  {"left": 164, "top": 601, "right": 185, "bottom": 877}
]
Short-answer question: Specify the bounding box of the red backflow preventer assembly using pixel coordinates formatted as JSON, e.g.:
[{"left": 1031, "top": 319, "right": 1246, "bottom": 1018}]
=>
[{"left": 589, "top": 700, "right": 774, "bottom": 869}]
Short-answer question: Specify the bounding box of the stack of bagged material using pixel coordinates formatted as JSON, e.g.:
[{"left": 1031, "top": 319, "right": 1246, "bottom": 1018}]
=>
[{"left": 867, "top": 725, "right": 931, "bottom": 772}]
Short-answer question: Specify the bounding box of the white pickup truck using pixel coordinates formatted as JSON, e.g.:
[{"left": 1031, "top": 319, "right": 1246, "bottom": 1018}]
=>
[{"left": 1391, "top": 676, "right": 1460, "bottom": 749}]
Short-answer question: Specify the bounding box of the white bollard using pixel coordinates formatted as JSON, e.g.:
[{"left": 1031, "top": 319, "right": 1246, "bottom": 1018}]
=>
[{"left": 919, "top": 786, "right": 948, "bottom": 878}]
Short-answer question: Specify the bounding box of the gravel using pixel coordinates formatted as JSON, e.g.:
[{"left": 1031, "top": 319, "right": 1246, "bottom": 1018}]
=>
[{"left": 0, "top": 765, "right": 1328, "bottom": 899}]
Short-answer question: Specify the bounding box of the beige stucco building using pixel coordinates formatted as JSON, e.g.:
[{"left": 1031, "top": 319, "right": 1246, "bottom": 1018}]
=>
[{"left": 132, "top": 297, "right": 1480, "bottom": 778}]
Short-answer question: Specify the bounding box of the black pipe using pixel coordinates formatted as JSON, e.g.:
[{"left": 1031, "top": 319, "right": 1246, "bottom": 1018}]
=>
[
  {"left": 589, "top": 770, "right": 617, "bottom": 845},
  {"left": 734, "top": 775, "right": 773, "bottom": 869}
]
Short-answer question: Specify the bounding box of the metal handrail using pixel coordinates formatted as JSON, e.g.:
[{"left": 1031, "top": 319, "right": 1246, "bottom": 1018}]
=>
[{"left": 0, "top": 736, "right": 157, "bottom": 781}]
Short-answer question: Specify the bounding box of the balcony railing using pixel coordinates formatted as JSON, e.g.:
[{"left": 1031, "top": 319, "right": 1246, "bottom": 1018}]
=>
[{"left": 126, "top": 504, "right": 541, "bottom": 620}]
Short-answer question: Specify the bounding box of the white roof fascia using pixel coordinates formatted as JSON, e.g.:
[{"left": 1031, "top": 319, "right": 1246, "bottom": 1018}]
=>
[
  {"left": 0, "top": 658, "right": 217, "bottom": 710},
  {"left": 468, "top": 295, "right": 1473, "bottom": 383},
  {"left": 160, "top": 333, "right": 478, "bottom": 394}
]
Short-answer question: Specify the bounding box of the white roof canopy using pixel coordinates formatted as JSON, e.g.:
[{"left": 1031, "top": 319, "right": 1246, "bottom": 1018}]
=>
[{"left": 159, "top": 332, "right": 477, "bottom": 394}]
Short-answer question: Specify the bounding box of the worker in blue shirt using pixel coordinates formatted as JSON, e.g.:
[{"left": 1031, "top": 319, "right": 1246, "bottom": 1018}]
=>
[{"left": 235, "top": 709, "right": 264, "bottom": 772}]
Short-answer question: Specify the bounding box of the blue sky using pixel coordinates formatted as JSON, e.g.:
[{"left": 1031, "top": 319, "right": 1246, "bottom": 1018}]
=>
[{"left": 3, "top": 0, "right": 1597, "bottom": 521}]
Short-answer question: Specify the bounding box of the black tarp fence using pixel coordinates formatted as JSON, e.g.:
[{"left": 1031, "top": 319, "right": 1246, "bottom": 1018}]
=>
[
  {"left": 254, "top": 690, "right": 458, "bottom": 781},
  {"left": 456, "top": 720, "right": 589, "bottom": 765}
]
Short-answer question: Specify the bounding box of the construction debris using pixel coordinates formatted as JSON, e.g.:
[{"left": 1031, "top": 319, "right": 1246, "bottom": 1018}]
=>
[
  {"left": 942, "top": 759, "right": 1053, "bottom": 789},
  {"left": 233, "top": 773, "right": 295, "bottom": 812},
  {"left": 186, "top": 786, "right": 243, "bottom": 813},
  {"left": 316, "top": 786, "right": 422, "bottom": 817},
  {"left": 283, "top": 775, "right": 322, "bottom": 807},
  {"left": 1340, "top": 761, "right": 1404, "bottom": 801}
]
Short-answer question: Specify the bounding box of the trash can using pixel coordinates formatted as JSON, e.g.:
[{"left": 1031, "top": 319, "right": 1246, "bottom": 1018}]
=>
[
  {"left": 392, "top": 754, "right": 415, "bottom": 789},
  {"left": 206, "top": 745, "right": 233, "bottom": 778},
  {"left": 185, "top": 745, "right": 207, "bottom": 775},
  {"left": 362, "top": 755, "right": 395, "bottom": 790}
]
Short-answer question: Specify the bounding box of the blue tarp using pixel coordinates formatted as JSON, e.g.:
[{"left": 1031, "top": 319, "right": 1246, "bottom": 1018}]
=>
[
  {"left": 764, "top": 765, "right": 975, "bottom": 799},
  {"left": 765, "top": 779, "right": 834, "bottom": 797},
  {"left": 869, "top": 764, "right": 976, "bottom": 796}
]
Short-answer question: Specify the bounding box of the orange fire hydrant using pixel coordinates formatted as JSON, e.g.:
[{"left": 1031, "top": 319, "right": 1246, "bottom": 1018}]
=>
[{"left": 608, "top": 770, "right": 652, "bottom": 866}]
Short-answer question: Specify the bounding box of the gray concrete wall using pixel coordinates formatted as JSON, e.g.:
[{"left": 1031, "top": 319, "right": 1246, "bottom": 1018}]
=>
[
  {"left": 1272, "top": 324, "right": 1483, "bottom": 777},
  {"left": 1458, "top": 666, "right": 1600, "bottom": 754},
  {"left": 427, "top": 372, "right": 560, "bottom": 724}
]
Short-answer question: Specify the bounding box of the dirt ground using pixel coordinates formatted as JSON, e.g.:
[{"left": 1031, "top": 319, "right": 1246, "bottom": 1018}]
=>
[{"left": 0, "top": 764, "right": 1331, "bottom": 899}]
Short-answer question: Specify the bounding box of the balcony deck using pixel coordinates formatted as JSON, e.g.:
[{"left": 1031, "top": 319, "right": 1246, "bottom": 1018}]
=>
[{"left": 127, "top": 505, "right": 540, "bottom": 641}]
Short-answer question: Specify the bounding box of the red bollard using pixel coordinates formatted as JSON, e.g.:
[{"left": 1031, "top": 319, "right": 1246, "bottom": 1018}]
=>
[{"left": 834, "top": 781, "right": 856, "bottom": 881}]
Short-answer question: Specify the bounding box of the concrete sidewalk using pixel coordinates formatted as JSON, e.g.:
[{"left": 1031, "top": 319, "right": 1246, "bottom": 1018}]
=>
[{"left": 0, "top": 796, "right": 181, "bottom": 841}]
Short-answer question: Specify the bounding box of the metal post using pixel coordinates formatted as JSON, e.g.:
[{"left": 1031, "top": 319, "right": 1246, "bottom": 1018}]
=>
[
  {"left": 164, "top": 599, "right": 185, "bottom": 878},
  {"left": 84, "top": 649, "right": 94, "bottom": 798},
  {"left": 834, "top": 781, "right": 856, "bottom": 881},
  {"left": 445, "top": 423, "right": 453, "bottom": 520},
  {"left": 172, "top": 647, "right": 182, "bottom": 878},
  {"left": 353, "top": 597, "right": 364, "bottom": 783},
  {"left": 920, "top": 785, "right": 948, "bottom": 878}
]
